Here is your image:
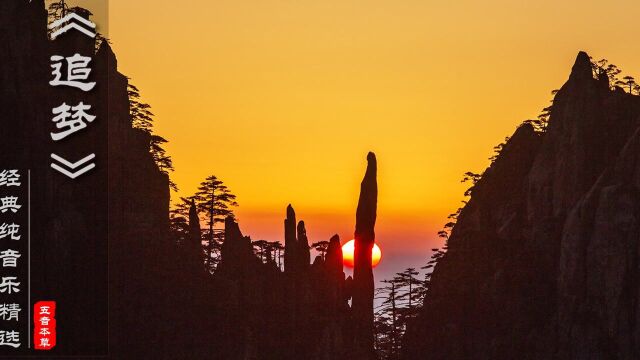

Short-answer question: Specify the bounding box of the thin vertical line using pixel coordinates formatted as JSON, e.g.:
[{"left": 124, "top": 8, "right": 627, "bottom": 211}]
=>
[{"left": 27, "top": 170, "right": 31, "bottom": 349}]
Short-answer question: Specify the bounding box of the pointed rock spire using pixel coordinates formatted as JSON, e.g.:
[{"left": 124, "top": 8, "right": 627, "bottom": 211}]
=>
[
  {"left": 187, "top": 199, "right": 203, "bottom": 274},
  {"left": 224, "top": 215, "right": 242, "bottom": 243},
  {"left": 188, "top": 199, "right": 200, "bottom": 238},
  {"left": 96, "top": 38, "right": 118, "bottom": 70},
  {"left": 297, "top": 220, "right": 310, "bottom": 269},
  {"left": 352, "top": 152, "right": 378, "bottom": 359},
  {"left": 284, "top": 204, "right": 297, "bottom": 273},
  {"left": 325, "top": 234, "right": 343, "bottom": 275},
  {"left": 218, "top": 216, "right": 253, "bottom": 277},
  {"left": 355, "top": 152, "right": 378, "bottom": 241},
  {"left": 325, "top": 234, "right": 347, "bottom": 311},
  {"left": 569, "top": 51, "right": 593, "bottom": 83}
]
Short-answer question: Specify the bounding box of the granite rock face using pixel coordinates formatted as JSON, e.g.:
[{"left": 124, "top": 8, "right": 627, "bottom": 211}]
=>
[
  {"left": 557, "top": 127, "right": 640, "bottom": 359},
  {"left": 402, "top": 52, "right": 640, "bottom": 359}
]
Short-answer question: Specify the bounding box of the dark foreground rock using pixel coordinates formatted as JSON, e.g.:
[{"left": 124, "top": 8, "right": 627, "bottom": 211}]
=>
[{"left": 402, "top": 52, "right": 640, "bottom": 360}]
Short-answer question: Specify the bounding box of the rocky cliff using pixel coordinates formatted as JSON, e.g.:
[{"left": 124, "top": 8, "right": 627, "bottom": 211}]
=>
[
  {"left": 1, "top": 1, "right": 172, "bottom": 356},
  {"left": 402, "top": 52, "right": 640, "bottom": 359}
]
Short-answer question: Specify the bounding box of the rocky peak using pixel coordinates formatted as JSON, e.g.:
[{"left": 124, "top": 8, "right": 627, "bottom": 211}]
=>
[
  {"left": 297, "top": 220, "right": 311, "bottom": 269},
  {"left": 97, "top": 41, "right": 118, "bottom": 71},
  {"left": 325, "top": 234, "right": 343, "bottom": 275},
  {"left": 218, "top": 216, "right": 255, "bottom": 278},
  {"left": 355, "top": 152, "right": 378, "bottom": 241},
  {"left": 352, "top": 152, "right": 378, "bottom": 359},
  {"left": 402, "top": 51, "right": 640, "bottom": 359},
  {"left": 188, "top": 199, "right": 201, "bottom": 235},
  {"left": 569, "top": 51, "right": 594, "bottom": 83},
  {"left": 284, "top": 204, "right": 297, "bottom": 273}
]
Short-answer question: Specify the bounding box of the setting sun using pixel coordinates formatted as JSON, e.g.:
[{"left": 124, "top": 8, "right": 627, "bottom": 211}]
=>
[{"left": 341, "top": 239, "right": 382, "bottom": 268}]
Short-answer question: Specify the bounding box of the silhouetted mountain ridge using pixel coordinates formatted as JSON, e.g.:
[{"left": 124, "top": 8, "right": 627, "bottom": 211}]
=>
[{"left": 402, "top": 51, "right": 640, "bottom": 359}]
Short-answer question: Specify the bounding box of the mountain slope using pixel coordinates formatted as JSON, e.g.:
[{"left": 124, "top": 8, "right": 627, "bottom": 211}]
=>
[{"left": 402, "top": 52, "right": 640, "bottom": 360}]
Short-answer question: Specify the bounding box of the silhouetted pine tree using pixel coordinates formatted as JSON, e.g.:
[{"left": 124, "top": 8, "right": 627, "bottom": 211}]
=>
[
  {"left": 591, "top": 58, "right": 622, "bottom": 88},
  {"left": 252, "top": 240, "right": 271, "bottom": 262},
  {"left": 374, "top": 267, "right": 428, "bottom": 360},
  {"left": 395, "top": 268, "right": 422, "bottom": 313},
  {"left": 375, "top": 279, "right": 402, "bottom": 359},
  {"left": 461, "top": 171, "right": 482, "bottom": 197},
  {"left": 311, "top": 240, "right": 330, "bottom": 260},
  {"left": 270, "top": 241, "right": 285, "bottom": 269},
  {"left": 618, "top": 75, "right": 637, "bottom": 94},
  {"left": 522, "top": 89, "right": 558, "bottom": 132},
  {"left": 194, "top": 175, "right": 238, "bottom": 272},
  {"left": 128, "top": 83, "right": 178, "bottom": 191},
  {"left": 373, "top": 312, "right": 395, "bottom": 360}
]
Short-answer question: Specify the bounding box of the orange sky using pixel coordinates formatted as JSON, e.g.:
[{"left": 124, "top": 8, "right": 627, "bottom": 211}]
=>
[{"left": 56, "top": 0, "right": 640, "bottom": 278}]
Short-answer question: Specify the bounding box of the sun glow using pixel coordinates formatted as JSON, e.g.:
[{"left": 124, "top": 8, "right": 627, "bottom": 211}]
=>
[{"left": 341, "top": 239, "right": 382, "bottom": 268}]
